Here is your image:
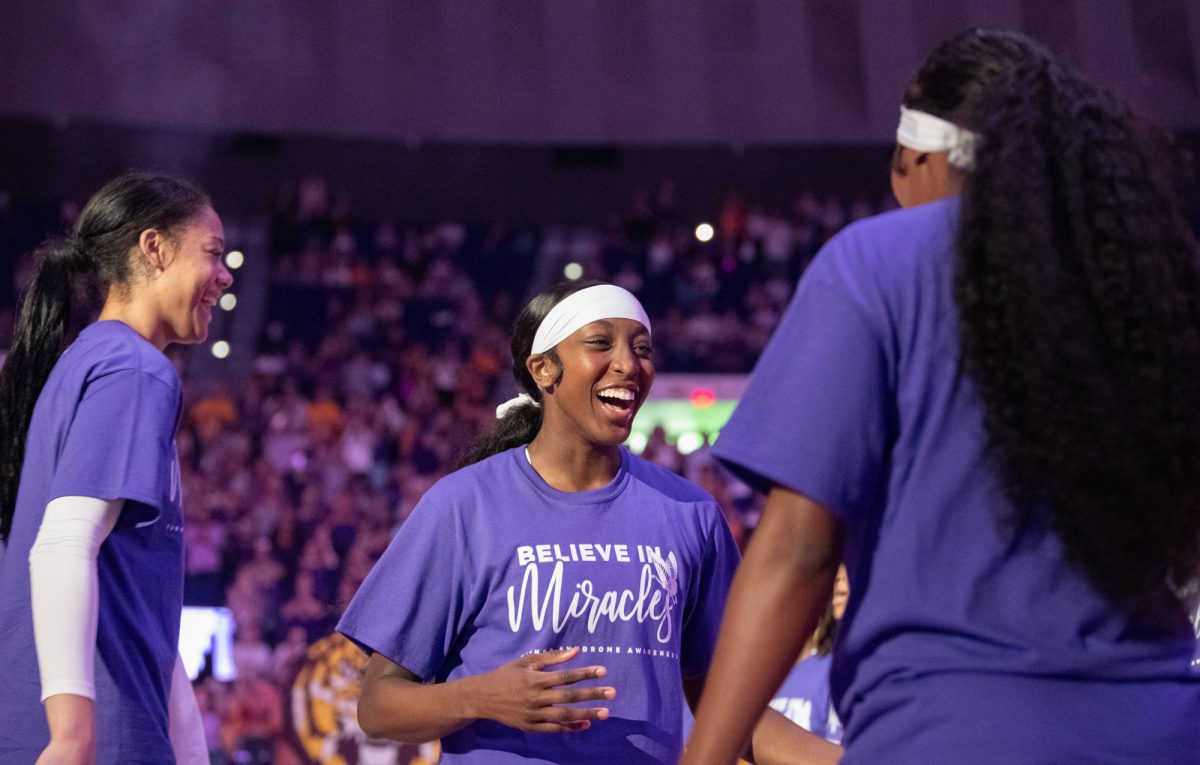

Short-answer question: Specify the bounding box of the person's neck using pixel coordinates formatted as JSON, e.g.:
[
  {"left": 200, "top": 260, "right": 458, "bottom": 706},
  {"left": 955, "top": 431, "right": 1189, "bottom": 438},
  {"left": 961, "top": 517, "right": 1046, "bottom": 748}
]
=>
[
  {"left": 526, "top": 427, "right": 622, "bottom": 493},
  {"left": 98, "top": 295, "right": 168, "bottom": 350}
]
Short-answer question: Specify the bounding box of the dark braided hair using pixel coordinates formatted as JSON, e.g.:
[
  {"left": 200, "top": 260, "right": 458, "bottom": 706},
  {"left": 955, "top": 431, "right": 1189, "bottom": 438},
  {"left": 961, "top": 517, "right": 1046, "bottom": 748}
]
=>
[
  {"left": 906, "top": 29, "right": 1200, "bottom": 629},
  {"left": 457, "top": 280, "right": 603, "bottom": 467},
  {"left": 0, "top": 172, "right": 210, "bottom": 540}
]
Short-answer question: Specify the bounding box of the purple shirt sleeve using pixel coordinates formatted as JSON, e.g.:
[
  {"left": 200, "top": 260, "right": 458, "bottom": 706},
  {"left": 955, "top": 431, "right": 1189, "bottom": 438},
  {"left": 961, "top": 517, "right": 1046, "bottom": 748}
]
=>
[
  {"left": 49, "top": 368, "right": 180, "bottom": 528},
  {"left": 678, "top": 506, "right": 740, "bottom": 678},
  {"left": 713, "top": 239, "right": 894, "bottom": 522},
  {"left": 337, "top": 489, "right": 472, "bottom": 680}
]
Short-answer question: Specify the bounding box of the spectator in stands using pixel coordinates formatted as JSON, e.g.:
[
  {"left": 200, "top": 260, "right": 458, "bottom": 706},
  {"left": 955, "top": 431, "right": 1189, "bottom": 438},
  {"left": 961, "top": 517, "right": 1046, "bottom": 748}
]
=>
[
  {"left": 184, "top": 502, "right": 229, "bottom": 606},
  {"left": 282, "top": 570, "right": 334, "bottom": 644},
  {"left": 223, "top": 667, "right": 284, "bottom": 765}
]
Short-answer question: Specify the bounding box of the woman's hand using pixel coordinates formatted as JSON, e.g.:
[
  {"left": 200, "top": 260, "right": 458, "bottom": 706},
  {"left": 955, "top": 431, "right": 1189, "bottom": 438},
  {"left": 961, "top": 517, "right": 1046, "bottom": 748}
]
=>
[
  {"left": 465, "top": 646, "right": 615, "bottom": 732},
  {"left": 358, "top": 646, "right": 616, "bottom": 743}
]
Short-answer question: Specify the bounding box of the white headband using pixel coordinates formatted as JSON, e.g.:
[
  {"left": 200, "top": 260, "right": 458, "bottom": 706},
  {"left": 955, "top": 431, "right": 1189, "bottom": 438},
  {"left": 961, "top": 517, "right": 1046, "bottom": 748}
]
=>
[
  {"left": 530, "top": 284, "right": 651, "bottom": 355},
  {"left": 897, "top": 106, "right": 978, "bottom": 170}
]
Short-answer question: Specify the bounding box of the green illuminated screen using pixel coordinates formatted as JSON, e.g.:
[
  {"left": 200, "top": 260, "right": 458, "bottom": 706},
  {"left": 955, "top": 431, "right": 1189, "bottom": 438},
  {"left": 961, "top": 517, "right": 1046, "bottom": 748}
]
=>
[{"left": 628, "top": 399, "right": 737, "bottom": 455}]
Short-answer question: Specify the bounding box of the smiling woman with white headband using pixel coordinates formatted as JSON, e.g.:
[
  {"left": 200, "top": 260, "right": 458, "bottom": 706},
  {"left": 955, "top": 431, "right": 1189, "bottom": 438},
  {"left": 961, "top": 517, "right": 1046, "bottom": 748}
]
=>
[{"left": 338, "top": 280, "right": 825, "bottom": 764}]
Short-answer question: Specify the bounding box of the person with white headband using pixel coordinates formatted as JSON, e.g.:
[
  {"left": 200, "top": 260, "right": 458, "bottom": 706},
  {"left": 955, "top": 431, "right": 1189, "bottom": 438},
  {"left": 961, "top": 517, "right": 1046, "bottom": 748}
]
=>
[
  {"left": 686, "top": 28, "right": 1200, "bottom": 765},
  {"left": 338, "top": 280, "right": 824, "bottom": 764},
  {"left": 888, "top": 103, "right": 978, "bottom": 209}
]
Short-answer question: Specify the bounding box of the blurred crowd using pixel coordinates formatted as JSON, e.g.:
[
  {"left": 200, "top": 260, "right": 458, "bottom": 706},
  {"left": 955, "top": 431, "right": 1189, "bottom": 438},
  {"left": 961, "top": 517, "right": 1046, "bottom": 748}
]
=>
[{"left": 0, "top": 177, "right": 891, "bottom": 763}]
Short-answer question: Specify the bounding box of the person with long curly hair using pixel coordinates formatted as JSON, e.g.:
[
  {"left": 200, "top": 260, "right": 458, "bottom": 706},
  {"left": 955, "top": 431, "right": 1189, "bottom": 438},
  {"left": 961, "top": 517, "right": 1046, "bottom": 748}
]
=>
[
  {"left": 683, "top": 28, "right": 1200, "bottom": 764},
  {"left": 0, "top": 172, "right": 233, "bottom": 764}
]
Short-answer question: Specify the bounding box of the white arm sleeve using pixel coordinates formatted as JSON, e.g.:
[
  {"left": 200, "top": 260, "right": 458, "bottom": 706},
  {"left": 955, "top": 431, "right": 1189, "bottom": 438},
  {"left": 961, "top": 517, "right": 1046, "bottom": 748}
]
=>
[
  {"left": 169, "top": 652, "right": 209, "bottom": 765},
  {"left": 28, "top": 495, "right": 123, "bottom": 701}
]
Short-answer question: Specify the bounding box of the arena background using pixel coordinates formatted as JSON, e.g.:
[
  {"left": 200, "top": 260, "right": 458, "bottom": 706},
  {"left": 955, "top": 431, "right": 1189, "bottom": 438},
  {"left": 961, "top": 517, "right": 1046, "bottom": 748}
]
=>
[{"left": 3, "top": 2, "right": 1200, "bottom": 763}]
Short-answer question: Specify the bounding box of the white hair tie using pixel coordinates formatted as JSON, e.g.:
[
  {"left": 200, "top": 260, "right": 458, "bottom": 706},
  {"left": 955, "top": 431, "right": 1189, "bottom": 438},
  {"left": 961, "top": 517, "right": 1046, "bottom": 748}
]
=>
[
  {"left": 496, "top": 392, "right": 539, "bottom": 420},
  {"left": 530, "top": 284, "right": 651, "bottom": 355},
  {"left": 897, "top": 106, "right": 978, "bottom": 170}
]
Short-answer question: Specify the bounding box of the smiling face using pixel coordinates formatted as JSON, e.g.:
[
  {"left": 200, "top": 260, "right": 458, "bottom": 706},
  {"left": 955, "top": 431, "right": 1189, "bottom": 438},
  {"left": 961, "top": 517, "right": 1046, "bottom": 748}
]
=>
[
  {"left": 532, "top": 317, "right": 654, "bottom": 448},
  {"left": 154, "top": 205, "right": 232, "bottom": 346}
]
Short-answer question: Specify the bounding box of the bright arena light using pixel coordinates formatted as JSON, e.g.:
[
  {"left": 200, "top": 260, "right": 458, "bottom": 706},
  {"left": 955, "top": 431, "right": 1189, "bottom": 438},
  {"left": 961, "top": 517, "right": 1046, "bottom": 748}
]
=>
[
  {"left": 676, "top": 431, "right": 704, "bottom": 455},
  {"left": 225, "top": 251, "right": 245, "bottom": 270},
  {"left": 211, "top": 341, "right": 231, "bottom": 359},
  {"left": 690, "top": 387, "right": 717, "bottom": 409},
  {"left": 219, "top": 293, "right": 237, "bottom": 311},
  {"left": 694, "top": 223, "right": 715, "bottom": 243},
  {"left": 564, "top": 262, "right": 584, "bottom": 280},
  {"left": 627, "top": 431, "right": 649, "bottom": 454}
]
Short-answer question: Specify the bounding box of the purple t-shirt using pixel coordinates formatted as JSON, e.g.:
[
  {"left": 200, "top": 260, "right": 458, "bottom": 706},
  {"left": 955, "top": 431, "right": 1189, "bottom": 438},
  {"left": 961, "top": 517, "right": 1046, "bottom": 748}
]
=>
[
  {"left": 0, "top": 321, "right": 184, "bottom": 765},
  {"left": 338, "top": 446, "right": 739, "bottom": 764},
  {"left": 714, "top": 197, "right": 1200, "bottom": 763},
  {"left": 769, "top": 653, "right": 841, "bottom": 743}
]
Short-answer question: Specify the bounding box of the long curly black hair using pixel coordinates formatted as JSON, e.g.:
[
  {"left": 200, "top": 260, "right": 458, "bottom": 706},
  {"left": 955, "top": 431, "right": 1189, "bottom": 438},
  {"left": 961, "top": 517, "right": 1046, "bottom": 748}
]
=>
[{"left": 907, "top": 29, "right": 1200, "bottom": 629}]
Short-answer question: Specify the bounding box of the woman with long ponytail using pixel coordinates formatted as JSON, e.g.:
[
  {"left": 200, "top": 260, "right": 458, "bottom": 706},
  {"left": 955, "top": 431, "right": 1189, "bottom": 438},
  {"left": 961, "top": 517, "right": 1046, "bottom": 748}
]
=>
[
  {"left": 0, "top": 172, "right": 232, "bottom": 764},
  {"left": 686, "top": 28, "right": 1200, "bottom": 764},
  {"left": 452, "top": 280, "right": 587, "bottom": 468},
  {"left": 0, "top": 235, "right": 92, "bottom": 536},
  {"left": 338, "top": 281, "right": 824, "bottom": 764}
]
